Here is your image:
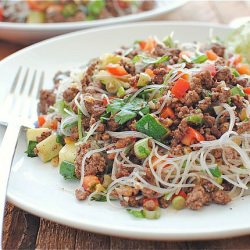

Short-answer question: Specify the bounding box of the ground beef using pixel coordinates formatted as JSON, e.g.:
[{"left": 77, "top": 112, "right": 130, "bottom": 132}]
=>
[
  {"left": 181, "top": 90, "right": 200, "bottom": 106},
  {"left": 211, "top": 127, "right": 222, "bottom": 138},
  {"left": 171, "top": 120, "right": 188, "bottom": 146},
  {"left": 231, "top": 95, "right": 245, "bottom": 109},
  {"left": 107, "top": 119, "right": 120, "bottom": 131},
  {"left": 210, "top": 43, "right": 225, "bottom": 57},
  {"left": 185, "top": 185, "right": 211, "bottom": 210},
  {"left": 120, "top": 196, "right": 142, "bottom": 207},
  {"left": 115, "top": 164, "right": 133, "bottom": 178},
  {"left": 84, "top": 96, "right": 106, "bottom": 117},
  {"left": 169, "top": 144, "right": 184, "bottom": 156},
  {"left": 222, "top": 181, "right": 234, "bottom": 191},
  {"left": 115, "top": 137, "right": 134, "bottom": 148},
  {"left": 201, "top": 179, "right": 217, "bottom": 193},
  {"left": 211, "top": 190, "right": 231, "bottom": 205},
  {"left": 211, "top": 85, "right": 231, "bottom": 103},
  {"left": 115, "top": 186, "right": 139, "bottom": 197},
  {"left": 236, "top": 78, "right": 248, "bottom": 87},
  {"left": 215, "top": 57, "right": 226, "bottom": 67},
  {"left": 39, "top": 89, "right": 56, "bottom": 114},
  {"left": 98, "top": 8, "right": 112, "bottom": 19},
  {"left": 192, "top": 70, "right": 214, "bottom": 90},
  {"left": 175, "top": 106, "right": 191, "bottom": 119},
  {"left": 237, "top": 120, "right": 250, "bottom": 134},
  {"left": 143, "top": 199, "right": 158, "bottom": 211},
  {"left": 198, "top": 97, "right": 211, "bottom": 111},
  {"left": 211, "top": 148, "right": 222, "bottom": 160},
  {"left": 75, "top": 189, "right": 90, "bottom": 201},
  {"left": 219, "top": 122, "right": 230, "bottom": 134},
  {"left": 142, "top": 187, "right": 159, "bottom": 199},
  {"left": 82, "top": 116, "right": 91, "bottom": 129},
  {"left": 36, "top": 130, "right": 52, "bottom": 143},
  {"left": 70, "top": 126, "right": 79, "bottom": 141},
  {"left": 81, "top": 60, "right": 98, "bottom": 90},
  {"left": 66, "top": 11, "right": 85, "bottom": 22},
  {"left": 152, "top": 68, "right": 168, "bottom": 84},
  {"left": 140, "top": 0, "right": 155, "bottom": 11},
  {"left": 203, "top": 114, "right": 216, "bottom": 128},
  {"left": 214, "top": 67, "right": 233, "bottom": 84},
  {"left": 223, "top": 147, "right": 239, "bottom": 162},
  {"left": 63, "top": 87, "right": 79, "bottom": 103},
  {"left": 74, "top": 142, "right": 106, "bottom": 178},
  {"left": 105, "top": 0, "right": 119, "bottom": 16},
  {"left": 121, "top": 59, "right": 136, "bottom": 75},
  {"left": 158, "top": 196, "right": 169, "bottom": 208}
]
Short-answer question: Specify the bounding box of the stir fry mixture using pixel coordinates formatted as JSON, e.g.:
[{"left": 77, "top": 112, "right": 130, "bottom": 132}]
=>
[
  {"left": 25, "top": 32, "right": 250, "bottom": 219},
  {"left": 0, "top": 0, "right": 155, "bottom": 23}
]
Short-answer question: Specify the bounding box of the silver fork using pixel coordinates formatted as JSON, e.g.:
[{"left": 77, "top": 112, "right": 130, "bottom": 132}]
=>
[{"left": 0, "top": 67, "right": 44, "bottom": 247}]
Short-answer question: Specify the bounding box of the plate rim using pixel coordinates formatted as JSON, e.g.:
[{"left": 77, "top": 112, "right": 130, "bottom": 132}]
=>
[
  {"left": 0, "top": 0, "right": 187, "bottom": 30},
  {"left": 4, "top": 21, "right": 249, "bottom": 241}
]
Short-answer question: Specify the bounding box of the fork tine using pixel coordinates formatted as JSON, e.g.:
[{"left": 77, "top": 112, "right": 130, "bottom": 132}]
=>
[
  {"left": 28, "top": 70, "right": 37, "bottom": 96},
  {"left": 36, "top": 71, "right": 45, "bottom": 99},
  {"left": 10, "top": 66, "right": 22, "bottom": 93},
  {"left": 19, "top": 68, "right": 29, "bottom": 95}
]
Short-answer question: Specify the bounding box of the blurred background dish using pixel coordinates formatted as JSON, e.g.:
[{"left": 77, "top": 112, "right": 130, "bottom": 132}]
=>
[{"left": 0, "top": 0, "right": 187, "bottom": 44}]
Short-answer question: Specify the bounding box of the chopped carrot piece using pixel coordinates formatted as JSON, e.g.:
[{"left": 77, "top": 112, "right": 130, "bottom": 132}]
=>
[
  {"left": 140, "top": 37, "right": 156, "bottom": 52},
  {"left": 50, "top": 120, "right": 58, "bottom": 130},
  {"left": 38, "top": 116, "right": 46, "bottom": 127},
  {"left": 181, "top": 127, "right": 205, "bottom": 146},
  {"left": 236, "top": 63, "right": 250, "bottom": 75},
  {"left": 139, "top": 41, "right": 146, "bottom": 50},
  {"left": 106, "top": 64, "right": 128, "bottom": 76},
  {"left": 83, "top": 175, "right": 100, "bottom": 192},
  {"left": 206, "top": 50, "right": 218, "bottom": 61},
  {"left": 145, "top": 68, "right": 155, "bottom": 78},
  {"left": 160, "top": 106, "right": 175, "bottom": 119}
]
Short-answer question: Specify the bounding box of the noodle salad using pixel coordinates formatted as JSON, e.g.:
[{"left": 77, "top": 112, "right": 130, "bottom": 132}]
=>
[{"left": 25, "top": 29, "right": 250, "bottom": 219}]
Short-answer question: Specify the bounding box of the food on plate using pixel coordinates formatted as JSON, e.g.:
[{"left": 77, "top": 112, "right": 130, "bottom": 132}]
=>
[
  {"left": 0, "top": 0, "right": 155, "bottom": 23},
  {"left": 25, "top": 27, "right": 250, "bottom": 219}
]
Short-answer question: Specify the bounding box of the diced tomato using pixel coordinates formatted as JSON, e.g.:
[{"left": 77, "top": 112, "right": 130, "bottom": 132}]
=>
[
  {"left": 171, "top": 190, "right": 187, "bottom": 201},
  {"left": 117, "top": 0, "right": 129, "bottom": 8},
  {"left": 83, "top": 175, "right": 100, "bottom": 192},
  {"left": 0, "top": 7, "right": 3, "bottom": 22},
  {"left": 26, "top": 0, "right": 52, "bottom": 11},
  {"left": 106, "top": 64, "right": 128, "bottom": 76},
  {"left": 145, "top": 68, "right": 155, "bottom": 78},
  {"left": 228, "top": 54, "right": 242, "bottom": 66},
  {"left": 181, "top": 127, "right": 205, "bottom": 146},
  {"left": 143, "top": 198, "right": 159, "bottom": 207},
  {"left": 206, "top": 50, "right": 218, "bottom": 61},
  {"left": 236, "top": 63, "right": 250, "bottom": 75},
  {"left": 244, "top": 87, "right": 250, "bottom": 95},
  {"left": 201, "top": 63, "right": 216, "bottom": 77},
  {"left": 37, "top": 116, "right": 46, "bottom": 127},
  {"left": 171, "top": 78, "right": 190, "bottom": 99},
  {"left": 160, "top": 106, "right": 175, "bottom": 119},
  {"left": 50, "top": 120, "right": 58, "bottom": 130}
]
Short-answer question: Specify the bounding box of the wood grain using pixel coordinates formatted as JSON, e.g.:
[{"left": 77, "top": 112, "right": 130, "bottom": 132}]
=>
[{"left": 2, "top": 1, "right": 250, "bottom": 249}]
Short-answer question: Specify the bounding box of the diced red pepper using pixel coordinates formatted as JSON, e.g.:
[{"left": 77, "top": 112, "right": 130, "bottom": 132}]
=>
[
  {"left": 160, "top": 106, "right": 175, "bottom": 119},
  {"left": 201, "top": 64, "right": 216, "bottom": 77},
  {"left": 83, "top": 175, "right": 100, "bottom": 192},
  {"left": 0, "top": 7, "right": 3, "bottom": 22},
  {"left": 181, "top": 127, "right": 205, "bottom": 146},
  {"left": 50, "top": 120, "right": 58, "bottom": 130},
  {"left": 171, "top": 190, "right": 187, "bottom": 201},
  {"left": 244, "top": 88, "right": 250, "bottom": 95},
  {"left": 106, "top": 64, "right": 128, "bottom": 76},
  {"left": 38, "top": 116, "right": 46, "bottom": 127},
  {"left": 26, "top": 0, "right": 52, "bottom": 11},
  {"left": 171, "top": 78, "right": 190, "bottom": 99}
]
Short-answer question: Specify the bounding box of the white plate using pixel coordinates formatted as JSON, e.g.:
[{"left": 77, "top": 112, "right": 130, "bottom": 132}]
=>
[
  {"left": 1, "top": 22, "right": 250, "bottom": 241},
  {"left": 0, "top": 0, "right": 186, "bottom": 44}
]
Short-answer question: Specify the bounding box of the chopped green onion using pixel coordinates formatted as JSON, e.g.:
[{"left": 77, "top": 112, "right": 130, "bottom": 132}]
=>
[
  {"left": 172, "top": 196, "right": 186, "bottom": 210},
  {"left": 134, "top": 138, "right": 151, "bottom": 159},
  {"left": 87, "top": 0, "right": 105, "bottom": 16},
  {"left": 186, "top": 115, "right": 203, "bottom": 125},
  {"left": 78, "top": 108, "right": 83, "bottom": 141},
  {"left": 133, "top": 55, "right": 169, "bottom": 65},
  {"left": 142, "top": 207, "right": 161, "bottom": 219},
  {"left": 209, "top": 166, "right": 222, "bottom": 178},
  {"left": 56, "top": 134, "right": 65, "bottom": 146},
  {"left": 61, "top": 3, "right": 78, "bottom": 18},
  {"left": 230, "top": 85, "right": 245, "bottom": 96},
  {"left": 192, "top": 54, "right": 207, "bottom": 64},
  {"left": 117, "top": 86, "right": 126, "bottom": 98},
  {"left": 230, "top": 68, "right": 240, "bottom": 77},
  {"left": 127, "top": 209, "right": 145, "bottom": 218},
  {"left": 137, "top": 72, "right": 151, "bottom": 87}
]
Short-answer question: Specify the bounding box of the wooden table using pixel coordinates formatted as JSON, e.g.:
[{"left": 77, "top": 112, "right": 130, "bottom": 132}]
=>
[{"left": 2, "top": 1, "right": 250, "bottom": 249}]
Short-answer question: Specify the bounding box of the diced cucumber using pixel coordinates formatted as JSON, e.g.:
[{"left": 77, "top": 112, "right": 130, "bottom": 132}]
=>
[
  {"left": 26, "top": 128, "right": 51, "bottom": 142},
  {"left": 230, "top": 85, "right": 245, "bottom": 96},
  {"left": 134, "top": 138, "right": 151, "bottom": 159},
  {"left": 36, "top": 134, "right": 63, "bottom": 162},
  {"left": 136, "top": 114, "right": 170, "bottom": 141},
  {"left": 59, "top": 143, "right": 77, "bottom": 165},
  {"left": 142, "top": 207, "right": 161, "bottom": 219},
  {"left": 59, "top": 161, "right": 76, "bottom": 180},
  {"left": 186, "top": 115, "right": 203, "bottom": 125},
  {"left": 27, "top": 11, "right": 45, "bottom": 23},
  {"left": 137, "top": 73, "right": 151, "bottom": 87}
]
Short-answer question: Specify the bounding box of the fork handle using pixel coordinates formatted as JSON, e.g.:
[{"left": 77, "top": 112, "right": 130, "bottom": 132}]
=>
[{"left": 0, "top": 122, "right": 21, "bottom": 248}]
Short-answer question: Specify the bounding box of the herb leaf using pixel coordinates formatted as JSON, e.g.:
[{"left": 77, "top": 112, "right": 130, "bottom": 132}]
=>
[
  {"left": 127, "top": 209, "right": 145, "bottom": 218},
  {"left": 91, "top": 194, "right": 107, "bottom": 202},
  {"left": 209, "top": 166, "right": 222, "bottom": 177},
  {"left": 25, "top": 141, "right": 38, "bottom": 157},
  {"left": 133, "top": 55, "right": 169, "bottom": 65},
  {"left": 115, "top": 110, "right": 137, "bottom": 124}
]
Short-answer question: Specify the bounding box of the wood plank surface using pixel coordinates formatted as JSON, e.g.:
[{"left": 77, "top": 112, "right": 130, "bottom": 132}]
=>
[{"left": 2, "top": 1, "right": 250, "bottom": 249}]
